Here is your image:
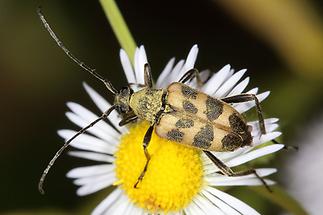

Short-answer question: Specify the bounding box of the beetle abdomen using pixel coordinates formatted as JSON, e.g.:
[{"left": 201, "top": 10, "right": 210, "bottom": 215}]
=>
[
  {"left": 155, "top": 112, "right": 243, "bottom": 151},
  {"left": 155, "top": 82, "right": 252, "bottom": 152}
]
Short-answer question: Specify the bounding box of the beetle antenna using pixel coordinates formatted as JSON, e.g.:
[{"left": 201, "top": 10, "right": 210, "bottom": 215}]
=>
[
  {"left": 38, "top": 105, "right": 116, "bottom": 194},
  {"left": 37, "top": 7, "right": 118, "bottom": 95}
]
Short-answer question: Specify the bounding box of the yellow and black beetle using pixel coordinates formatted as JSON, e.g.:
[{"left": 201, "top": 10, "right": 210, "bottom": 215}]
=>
[{"left": 37, "top": 8, "right": 273, "bottom": 194}]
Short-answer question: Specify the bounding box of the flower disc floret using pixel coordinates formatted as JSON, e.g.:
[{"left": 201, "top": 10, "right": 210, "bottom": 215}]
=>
[{"left": 115, "top": 121, "right": 204, "bottom": 212}]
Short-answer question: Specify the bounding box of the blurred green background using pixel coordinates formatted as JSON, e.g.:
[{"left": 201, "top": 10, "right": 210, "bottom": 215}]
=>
[{"left": 1, "top": 0, "right": 323, "bottom": 214}]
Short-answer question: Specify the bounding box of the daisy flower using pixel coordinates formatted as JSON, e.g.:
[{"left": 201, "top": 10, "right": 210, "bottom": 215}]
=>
[{"left": 58, "top": 45, "right": 284, "bottom": 215}]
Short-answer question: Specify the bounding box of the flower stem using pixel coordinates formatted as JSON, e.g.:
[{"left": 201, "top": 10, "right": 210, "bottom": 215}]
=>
[{"left": 99, "top": 0, "right": 137, "bottom": 64}]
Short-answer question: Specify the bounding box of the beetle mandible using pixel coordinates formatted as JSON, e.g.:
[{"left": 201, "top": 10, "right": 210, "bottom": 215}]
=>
[{"left": 37, "top": 8, "right": 272, "bottom": 194}]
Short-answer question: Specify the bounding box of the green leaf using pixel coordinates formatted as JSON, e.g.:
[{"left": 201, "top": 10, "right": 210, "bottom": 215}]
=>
[
  {"left": 248, "top": 186, "right": 308, "bottom": 215},
  {"left": 99, "top": 0, "right": 137, "bottom": 64}
]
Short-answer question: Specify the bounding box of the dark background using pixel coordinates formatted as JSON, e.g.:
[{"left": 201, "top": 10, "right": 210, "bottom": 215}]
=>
[{"left": 1, "top": 0, "right": 323, "bottom": 214}]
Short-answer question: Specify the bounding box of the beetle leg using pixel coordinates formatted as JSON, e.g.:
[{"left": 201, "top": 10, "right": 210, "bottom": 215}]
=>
[
  {"left": 144, "top": 63, "right": 153, "bottom": 88},
  {"left": 272, "top": 139, "right": 298, "bottom": 150},
  {"left": 178, "top": 68, "right": 203, "bottom": 87},
  {"left": 134, "top": 125, "right": 155, "bottom": 188},
  {"left": 222, "top": 94, "right": 266, "bottom": 135},
  {"left": 119, "top": 110, "right": 138, "bottom": 126},
  {"left": 126, "top": 64, "right": 153, "bottom": 88},
  {"left": 204, "top": 151, "right": 272, "bottom": 192},
  {"left": 230, "top": 168, "right": 272, "bottom": 192},
  {"left": 119, "top": 114, "right": 138, "bottom": 126},
  {"left": 128, "top": 83, "right": 147, "bottom": 88}
]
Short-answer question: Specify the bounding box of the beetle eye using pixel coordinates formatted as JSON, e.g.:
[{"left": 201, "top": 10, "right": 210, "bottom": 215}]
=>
[
  {"left": 116, "top": 104, "right": 129, "bottom": 113},
  {"left": 115, "top": 105, "right": 122, "bottom": 113},
  {"left": 120, "top": 87, "right": 130, "bottom": 96},
  {"left": 120, "top": 106, "right": 126, "bottom": 112}
]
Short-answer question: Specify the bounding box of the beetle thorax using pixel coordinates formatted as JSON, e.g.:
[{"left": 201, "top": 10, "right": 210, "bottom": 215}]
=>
[{"left": 129, "top": 88, "right": 165, "bottom": 124}]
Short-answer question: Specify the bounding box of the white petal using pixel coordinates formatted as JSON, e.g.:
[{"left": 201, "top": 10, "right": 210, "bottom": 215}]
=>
[
  {"left": 252, "top": 132, "right": 282, "bottom": 145},
  {"left": 243, "top": 87, "right": 258, "bottom": 95},
  {"left": 66, "top": 103, "right": 119, "bottom": 139},
  {"left": 215, "top": 69, "right": 247, "bottom": 98},
  {"left": 227, "top": 77, "right": 250, "bottom": 96},
  {"left": 74, "top": 172, "right": 115, "bottom": 186},
  {"left": 168, "top": 59, "right": 185, "bottom": 84},
  {"left": 206, "top": 168, "right": 276, "bottom": 185},
  {"left": 127, "top": 205, "right": 145, "bottom": 215},
  {"left": 156, "top": 57, "right": 175, "bottom": 88},
  {"left": 248, "top": 118, "right": 279, "bottom": 131},
  {"left": 203, "top": 186, "right": 261, "bottom": 215},
  {"left": 251, "top": 123, "right": 279, "bottom": 137},
  {"left": 193, "top": 194, "right": 225, "bottom": 215},
  {"left": 235, "top": 91, "right": 270, "bottom": 113},
  {"left": 133, "top": 45, "right": 148, "bottom": 85},
  {"left": 249, "top": 118, "right": 279, "bottom": 125},
  {"left": 178, "top": 45, "right": 199, "bottom": 78},
  {"left": 186, "top": 45, "right": 199, "bottom": 68},
  {"left": 199, "top": 69, "right": 211, "bottom": 83},
  {"left": 68, "top": 151, "right": 114, "bottom": 163},
  {"left": 206, "top": 172, "right": 276, "bottom": 186},
  {"left": 58, "top": 129, "right": 116, "bottom": 154},
  {"left": 202, "top": 64, "right": 231, "bottom": 95},
  {"left": 200, "top": 188, "right": 244, "bottom": 215},
  {"left": 83, "top": 83, "right": 127, "bottom": 133},
  {"left": 226, "top": 144, "right": 284, "bottom": 167},
  {"left": 210, "top": 178, "right": 275, "bottom": 186},
  {"left": 92, "top": 189, "right": 123, "bottom": 215},
  {"left": 184, "top": 201, "right": 207, "bottom": 215},
  {"left": 64, "top": 112, "right": 118, "bottom": 143},
  {"left": 138, "top": 46, "right": 148, "bottom": 85},
  {"left": 67, "top": 164, "right": 114, "bottom": 178},
  {"left": 77, "top": 175, "right": 115, "bottom": 196},
  {"left": 202, "top": 187, "right": 248, "bottom": 215},
  {"left": 188, "top": 200, "right": 208, "bottom": 215},
  {"left": 83, "top": 82, "right": 111, "bottom": 112},
  {"left": 123, "top": 202, "right": 145, "bottom": 215},
  {"left": 203, "top": 148, "right": 248, "bottom": 165},
  {"left": 133, "top": 48, "right": 141, "bottom": 83},
  {"left": 122, "top": 201, "right": 137, "bottom": 215},
  {"left": 104, "top": 194, "right": 132, "bottom": 214},
  {"left": 183, "top": 206, "right": 193, "bottom": 215},
  {"left": 230, "top": 87, "right": 258, "bottom": 110},
  {"left": 120, "top": 49, "right": 136, "bottom": 83},
  {"left": 67, "top": 101, "right": 120, "bottom": 138}
]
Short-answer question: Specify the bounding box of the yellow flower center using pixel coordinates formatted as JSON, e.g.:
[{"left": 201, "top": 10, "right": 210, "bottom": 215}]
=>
[{"left": 114, "top": 121, "right": 203, "bottom": 213}]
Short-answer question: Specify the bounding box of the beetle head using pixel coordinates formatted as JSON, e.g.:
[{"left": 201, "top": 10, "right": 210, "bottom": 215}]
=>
[{"left": 114, "top": 86, "right": 133, "bottom": 113}]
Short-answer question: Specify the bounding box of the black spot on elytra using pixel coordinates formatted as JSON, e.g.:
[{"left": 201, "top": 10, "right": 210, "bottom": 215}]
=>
[
  {"left": 229, "top": 113, "right": 246, "bottom": 132},
  {"left": 228, "top": 113, "right": 252, "bottom": 147},
  {"left": 181, "top": 85, "right": 198, "bottom": 99},
  {"left": 167, "top": 129, "right": 184, "bottom": 142},
  {"left": 204, "top": 96, "right": 223, "bottom": 121},
  {"left": 193, "top": 124, "right": 214, "bottom": 149},
  {"left": 221, "top": 133, "right": 243, "bottom": 151},
  {"left": 183, "top": 100, "right": 198, "bottom": 114},
  {"left": 175, "top": 118, "right": 194, "bottom": 128}
]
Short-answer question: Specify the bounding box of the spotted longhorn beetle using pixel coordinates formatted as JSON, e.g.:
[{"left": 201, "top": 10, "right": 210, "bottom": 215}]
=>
[{"left": 37, "top": 8, "right": 279, "bottom": 194}]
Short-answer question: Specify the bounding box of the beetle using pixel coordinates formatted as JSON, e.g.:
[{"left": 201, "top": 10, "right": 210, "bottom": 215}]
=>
[{"left": 37, "top": 8, "right": 272, "bottom": 194}]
